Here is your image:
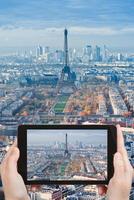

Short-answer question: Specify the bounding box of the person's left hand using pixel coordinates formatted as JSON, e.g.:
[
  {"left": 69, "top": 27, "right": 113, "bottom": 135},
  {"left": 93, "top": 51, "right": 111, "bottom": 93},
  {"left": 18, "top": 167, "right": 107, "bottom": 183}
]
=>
[{"left": 1, "top": 141, "right": 30, "bottom": 200}]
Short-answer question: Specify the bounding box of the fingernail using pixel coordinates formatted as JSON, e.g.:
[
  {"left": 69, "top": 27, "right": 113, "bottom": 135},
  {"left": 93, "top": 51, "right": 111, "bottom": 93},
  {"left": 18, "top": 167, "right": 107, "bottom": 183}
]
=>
[{"left": 115, "top": 152, "right": 121, "bottom": 159}]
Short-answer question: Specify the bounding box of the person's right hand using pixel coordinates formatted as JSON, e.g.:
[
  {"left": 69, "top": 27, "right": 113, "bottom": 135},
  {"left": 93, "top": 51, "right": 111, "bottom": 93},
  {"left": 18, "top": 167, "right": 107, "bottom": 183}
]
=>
[{"left": 98, "top": 125, "right": 133, "bottom": 200}]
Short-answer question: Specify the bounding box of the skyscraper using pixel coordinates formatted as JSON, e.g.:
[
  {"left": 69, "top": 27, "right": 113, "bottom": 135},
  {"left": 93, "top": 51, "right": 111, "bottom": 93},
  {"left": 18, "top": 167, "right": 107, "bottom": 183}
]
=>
[
  {"left": 83, "top": 45, "right": 93, "bottom": 63},
  {"left": 94, "top": 45, "right": 101, "bottom": 61},
  {"left": 84, "top": 45, "right": 92, "bottom": 57},
  {"left": 45, "top": 46, "right": 50, "bottom": 54},
  {"left": 36, "top": 45, "right": 43, "bottom": 57}
]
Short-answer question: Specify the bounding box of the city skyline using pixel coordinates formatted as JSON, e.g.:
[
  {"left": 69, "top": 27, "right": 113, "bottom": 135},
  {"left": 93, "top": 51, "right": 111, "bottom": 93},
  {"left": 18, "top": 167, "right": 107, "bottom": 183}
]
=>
[
  {"left": 0, "top": 27, "right": 133, "bottom": 138},
  {"left": 27, "top": 129, "right": 107, "bottom": 145},
  {"left": 0, "top": 0, "right": 134, "bottom": 53}
]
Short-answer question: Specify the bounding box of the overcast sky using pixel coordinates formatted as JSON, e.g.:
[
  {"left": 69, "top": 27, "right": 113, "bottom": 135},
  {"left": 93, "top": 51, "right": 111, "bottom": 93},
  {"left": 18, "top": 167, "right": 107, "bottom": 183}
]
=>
[
  {"left": 27, "top": 129, "right": 107, "bottom": 145},
  {"left": 0, "top": 0, "right": 134, "bottom": 52}
]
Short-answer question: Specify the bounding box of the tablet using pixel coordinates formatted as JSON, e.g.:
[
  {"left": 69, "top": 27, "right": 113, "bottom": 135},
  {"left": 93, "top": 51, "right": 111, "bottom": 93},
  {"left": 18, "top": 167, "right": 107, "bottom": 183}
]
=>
[{"left": 17, "top": 124, "right": 117, "bottom": 185}]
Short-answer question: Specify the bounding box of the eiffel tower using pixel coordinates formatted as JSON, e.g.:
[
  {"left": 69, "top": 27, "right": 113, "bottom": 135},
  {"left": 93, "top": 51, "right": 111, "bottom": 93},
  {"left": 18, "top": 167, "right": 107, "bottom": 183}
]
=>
[
  {"left": 64, "top": 133, "right": 69, "bottom": 157},
  {"left": 64, "top": 133, "right": 71, "bottom": 158},
  {"left": 56, "top": 29, "right": 77, "bottom": 94}
]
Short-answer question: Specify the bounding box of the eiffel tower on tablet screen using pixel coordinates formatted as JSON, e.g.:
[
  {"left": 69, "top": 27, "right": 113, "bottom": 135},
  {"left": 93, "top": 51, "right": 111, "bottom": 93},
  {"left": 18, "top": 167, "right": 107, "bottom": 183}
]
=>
[{"left": 56, "top": 29, "right": 77, "bottom": 94}]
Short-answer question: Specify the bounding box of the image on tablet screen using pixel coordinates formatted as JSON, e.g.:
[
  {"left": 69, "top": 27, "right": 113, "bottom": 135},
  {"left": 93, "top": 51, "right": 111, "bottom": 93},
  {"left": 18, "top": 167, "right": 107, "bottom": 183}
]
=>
[{"left": 27, "top": 129, "right": 107, "bottom": 181}]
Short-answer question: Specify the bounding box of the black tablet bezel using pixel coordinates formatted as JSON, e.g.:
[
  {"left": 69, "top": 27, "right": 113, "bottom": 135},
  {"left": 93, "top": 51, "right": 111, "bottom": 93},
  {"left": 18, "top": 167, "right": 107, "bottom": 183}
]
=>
[{"left": 17, "top": 124, "right": 117, "bottom": 185}]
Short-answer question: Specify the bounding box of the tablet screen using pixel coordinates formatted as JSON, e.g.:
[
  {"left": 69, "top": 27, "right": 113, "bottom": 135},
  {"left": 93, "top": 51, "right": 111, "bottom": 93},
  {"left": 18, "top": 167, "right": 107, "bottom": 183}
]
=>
[{"left": 27, "top": 129, "right": 107, "bottom": 181}]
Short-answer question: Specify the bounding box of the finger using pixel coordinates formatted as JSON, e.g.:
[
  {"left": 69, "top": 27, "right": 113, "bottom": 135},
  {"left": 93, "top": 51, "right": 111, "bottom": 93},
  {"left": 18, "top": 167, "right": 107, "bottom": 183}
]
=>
[
  {"left": 113, "top": 152, "right": 124, "bottom": 178},
  {"left": 12, "top": 139, "right": 17, "bottom": 148},
  {"left": 3, "top": 147, "right": 20, "bottom": 175},
  {"left": 117, "top": 124, "right": 125, "bottom": 152},
  {"left": 4, "top": 140, "right": 17, "bottom": 158},
  {"left": 117, "top": 124, "right": 127, "bottom": 156},
  {"left": 117, "top": 125, "right": 129, "bottom": 167},
  {"left": 97, "top": 185, "right": 107, "bottom": 195}
]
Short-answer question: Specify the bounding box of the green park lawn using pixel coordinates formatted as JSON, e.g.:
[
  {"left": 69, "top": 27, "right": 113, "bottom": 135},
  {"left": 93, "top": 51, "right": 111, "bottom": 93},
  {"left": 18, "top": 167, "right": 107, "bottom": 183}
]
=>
[{"left": 54, "top": 95, "right": 69, "bottom": 113}]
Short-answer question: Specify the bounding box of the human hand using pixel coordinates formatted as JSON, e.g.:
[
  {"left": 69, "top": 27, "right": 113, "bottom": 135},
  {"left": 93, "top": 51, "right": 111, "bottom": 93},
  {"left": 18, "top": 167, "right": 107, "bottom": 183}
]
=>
[
  {"left": 1, "top": 141, "right": 30, "bottom": 200},
  {"left": 98, "top": 125, "right": 133, "bottom": 200}
]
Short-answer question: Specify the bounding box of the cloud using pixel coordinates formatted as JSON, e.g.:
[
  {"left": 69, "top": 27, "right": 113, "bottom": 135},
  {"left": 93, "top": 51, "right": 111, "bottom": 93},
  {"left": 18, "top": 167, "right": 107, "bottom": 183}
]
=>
[
  {"left": 66, "top": 0, "right": 90, "bottom": 9},
  {"left": 122, "top": 27, "right": 134, "bottom": 33},
  {"left": 36, "top": 26, "right": 134, "bottom": 36},
  {"left": 69, "top": 27, "right": 118, "bottom": 35},
  {"left": 1, "top": 26, "right": 134, "bottom": 37},
  {"left": 0, "top": 0, "right": 133, "bottom": 51},
  {"left": 0, "top": 0, "right": 133, "bottom": 29},
  {"left": 0, "top": 26, "right": 134, "bottom": 49}
]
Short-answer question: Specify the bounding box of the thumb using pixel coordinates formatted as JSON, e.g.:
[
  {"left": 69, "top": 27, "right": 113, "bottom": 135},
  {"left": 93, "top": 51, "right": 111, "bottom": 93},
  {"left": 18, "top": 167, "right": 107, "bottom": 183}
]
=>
[
  {"left": 5, "top": 147, "right": 20, "bottom": 175},
  {"left": 113, "top": 152, "right": 124, "bottom": 178}
]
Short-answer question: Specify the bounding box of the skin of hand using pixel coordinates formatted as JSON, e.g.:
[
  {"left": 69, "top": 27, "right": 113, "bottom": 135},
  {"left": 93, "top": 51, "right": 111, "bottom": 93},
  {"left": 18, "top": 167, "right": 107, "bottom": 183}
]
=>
[
  {"left": 98, "top": 124, "right": 133, "bottom": 200},
  {"left": 1, "top": 125, "right": 133, "bottom": 200},
  {"left": 0, "top": 141, "right": 30, "bottom": 200}
]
